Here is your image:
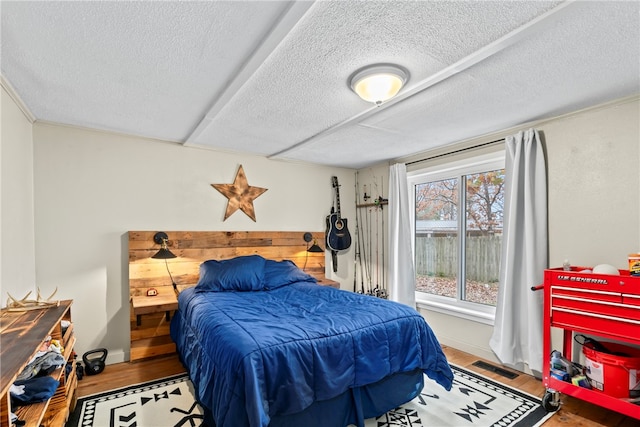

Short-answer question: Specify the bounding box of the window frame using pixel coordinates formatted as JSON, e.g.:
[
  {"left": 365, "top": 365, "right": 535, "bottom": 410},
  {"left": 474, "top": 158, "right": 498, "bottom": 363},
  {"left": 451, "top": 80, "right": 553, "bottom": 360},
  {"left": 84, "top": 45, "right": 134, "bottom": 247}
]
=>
[{"left": 407, "top": 151, "right": 505, "bottom": 325}]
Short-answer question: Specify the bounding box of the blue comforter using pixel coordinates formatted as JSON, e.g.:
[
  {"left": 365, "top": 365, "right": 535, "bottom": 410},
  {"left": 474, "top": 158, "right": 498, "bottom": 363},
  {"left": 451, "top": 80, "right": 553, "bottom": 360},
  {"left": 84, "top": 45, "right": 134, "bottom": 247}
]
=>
[{"left": 171, "top": 282, "right": 452, "bottom": 427}]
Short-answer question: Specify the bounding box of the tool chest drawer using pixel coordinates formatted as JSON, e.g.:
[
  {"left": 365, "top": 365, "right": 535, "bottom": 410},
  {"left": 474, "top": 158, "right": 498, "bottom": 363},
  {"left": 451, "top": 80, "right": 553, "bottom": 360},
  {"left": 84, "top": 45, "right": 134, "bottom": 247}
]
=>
[
  {"left": 545, "top": 268, "right": 640, "bottom": 343},
  {"left": 623, "top": 293, "right": 640, "bottom": 307}
]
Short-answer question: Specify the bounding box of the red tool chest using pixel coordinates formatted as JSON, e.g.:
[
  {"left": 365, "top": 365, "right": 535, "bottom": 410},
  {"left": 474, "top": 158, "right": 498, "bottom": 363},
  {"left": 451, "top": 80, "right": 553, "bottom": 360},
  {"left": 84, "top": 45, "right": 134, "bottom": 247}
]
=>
[{"left": 541, "top": 267, "right": 640, "bottom": 419}]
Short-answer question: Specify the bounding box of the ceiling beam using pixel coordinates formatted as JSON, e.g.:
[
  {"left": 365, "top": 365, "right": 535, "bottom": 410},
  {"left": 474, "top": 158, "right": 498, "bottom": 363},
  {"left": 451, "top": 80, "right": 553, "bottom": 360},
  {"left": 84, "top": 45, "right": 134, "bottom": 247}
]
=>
[
  {"left": 268, "top": 0, "right": 581, "bottom": 161},
  {"left": 184, "top": 1, "right": 315, "bottom": 147}
]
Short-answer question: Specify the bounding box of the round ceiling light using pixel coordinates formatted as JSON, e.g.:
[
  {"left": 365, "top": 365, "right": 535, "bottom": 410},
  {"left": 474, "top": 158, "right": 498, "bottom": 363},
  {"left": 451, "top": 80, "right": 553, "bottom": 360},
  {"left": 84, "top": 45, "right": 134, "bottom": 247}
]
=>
[{"left": 349, "top": 64, "right": 409, "bottom": 105}]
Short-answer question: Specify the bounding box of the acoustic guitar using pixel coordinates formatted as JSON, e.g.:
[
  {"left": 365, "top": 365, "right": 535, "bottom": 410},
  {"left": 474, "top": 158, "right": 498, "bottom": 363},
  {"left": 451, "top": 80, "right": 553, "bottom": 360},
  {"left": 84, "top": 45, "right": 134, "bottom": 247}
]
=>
[{"left": 326, "top": 176, "right": 352, "bottom": 252}]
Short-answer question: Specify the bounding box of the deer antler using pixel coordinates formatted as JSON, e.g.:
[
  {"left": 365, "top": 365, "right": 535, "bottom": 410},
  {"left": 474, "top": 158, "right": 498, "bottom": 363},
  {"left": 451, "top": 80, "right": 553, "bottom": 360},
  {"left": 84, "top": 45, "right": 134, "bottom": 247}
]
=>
[
  {"left": 46, "top": 287, "right": 58, "bottom": 301},
  {"left": 6, "top": 291, "right": 32, "bottom": 307},
  {"left": 4, "top": 287, "right": 59, "bottom": 312}
]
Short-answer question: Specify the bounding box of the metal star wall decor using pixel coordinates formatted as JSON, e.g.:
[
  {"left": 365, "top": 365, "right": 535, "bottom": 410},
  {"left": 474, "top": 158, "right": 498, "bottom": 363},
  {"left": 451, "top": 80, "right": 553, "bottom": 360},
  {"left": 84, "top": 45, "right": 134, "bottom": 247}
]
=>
[{"left": 211, "top": 165, "right": 268, "bottom": 222}]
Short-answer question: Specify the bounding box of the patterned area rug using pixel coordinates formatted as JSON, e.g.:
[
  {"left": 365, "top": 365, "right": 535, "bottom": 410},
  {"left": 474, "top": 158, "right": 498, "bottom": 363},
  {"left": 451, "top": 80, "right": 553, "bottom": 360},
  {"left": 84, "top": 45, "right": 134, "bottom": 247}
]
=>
[
  {"left": 66, "top": 365, "right": 553, "bottom": 427},
  {"left": 66, "top": 374, "right": 203, "bottom": 427},
  {"left": 366, "top": 365, "right": 553, "bottom": 427}
]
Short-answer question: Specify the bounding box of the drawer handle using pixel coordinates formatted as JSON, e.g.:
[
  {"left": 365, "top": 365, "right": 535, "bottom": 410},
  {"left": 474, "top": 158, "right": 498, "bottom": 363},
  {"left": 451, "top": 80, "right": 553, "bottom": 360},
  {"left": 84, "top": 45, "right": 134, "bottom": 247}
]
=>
[
  {"left": 551, "top": 285, "right": 619, "bottom": 297},
  {"left": 553, "top": 307, "right": 640, "bottom": 325},
  {"left": 552, "top": 295, "right": 640, "bottom": 310}
]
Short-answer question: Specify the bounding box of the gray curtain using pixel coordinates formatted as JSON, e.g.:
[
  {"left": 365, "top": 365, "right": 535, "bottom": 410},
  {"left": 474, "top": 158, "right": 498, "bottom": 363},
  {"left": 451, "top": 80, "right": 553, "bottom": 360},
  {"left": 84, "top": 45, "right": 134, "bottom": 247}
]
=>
[
  {"left": 388, "top": 163, "right": 416, "bottom": 308},
  {"left": 489, "top": 129, "right": 547, "bottom": 374}
]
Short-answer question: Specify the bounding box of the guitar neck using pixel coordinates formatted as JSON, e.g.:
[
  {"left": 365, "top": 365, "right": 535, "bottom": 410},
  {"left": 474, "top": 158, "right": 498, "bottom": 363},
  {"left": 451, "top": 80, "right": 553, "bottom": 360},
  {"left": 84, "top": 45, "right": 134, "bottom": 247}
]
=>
[{"left": 332, "top": 177, "right": 342, "bottom": 218}]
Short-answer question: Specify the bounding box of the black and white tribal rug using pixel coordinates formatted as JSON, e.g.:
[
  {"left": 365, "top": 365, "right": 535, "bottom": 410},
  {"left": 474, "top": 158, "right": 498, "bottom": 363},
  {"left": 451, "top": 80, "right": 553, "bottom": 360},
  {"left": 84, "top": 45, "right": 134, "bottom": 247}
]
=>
[
  {"left": 365, "top": 364, "right": 553, "bottom": 427},
  {"left": 66, "top": 365, "right": 553, "bottom": 427}
]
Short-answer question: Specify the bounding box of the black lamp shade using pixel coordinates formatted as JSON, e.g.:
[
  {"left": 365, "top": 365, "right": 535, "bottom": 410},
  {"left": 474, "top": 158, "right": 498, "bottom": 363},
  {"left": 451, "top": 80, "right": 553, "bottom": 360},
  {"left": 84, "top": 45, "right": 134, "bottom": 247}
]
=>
[
  {"left": 152, "top": 231, "right": 177, "bottom": 259},
  {"left": 303, "top": 232, "right": 324, "bottom": 252},
  {"left": 152, "top": 247, "right": 177, "bottom": 259},
  {"left": 307, "top": 242, "right": 324, "bottom": 253}
]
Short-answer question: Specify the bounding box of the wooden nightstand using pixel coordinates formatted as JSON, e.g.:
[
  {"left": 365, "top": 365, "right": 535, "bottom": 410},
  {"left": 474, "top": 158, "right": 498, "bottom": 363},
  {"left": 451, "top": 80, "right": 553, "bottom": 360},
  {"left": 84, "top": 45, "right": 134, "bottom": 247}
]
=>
[
  {"left": 130, "top": 294, "right": 180, "bottom": 362},
  {"left": 130, "top": 294, "right": 178, "bottom": 326}
]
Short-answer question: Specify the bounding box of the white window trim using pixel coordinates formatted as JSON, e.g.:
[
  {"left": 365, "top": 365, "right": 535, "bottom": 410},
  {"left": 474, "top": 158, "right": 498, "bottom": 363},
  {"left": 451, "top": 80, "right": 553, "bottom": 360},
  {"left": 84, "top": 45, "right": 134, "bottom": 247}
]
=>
[
  {"left": 416, "top": 295, "right": 496, "bottom": 325},
  {"left": 408, "top": 151, "right": 505, "bottom": 325}
]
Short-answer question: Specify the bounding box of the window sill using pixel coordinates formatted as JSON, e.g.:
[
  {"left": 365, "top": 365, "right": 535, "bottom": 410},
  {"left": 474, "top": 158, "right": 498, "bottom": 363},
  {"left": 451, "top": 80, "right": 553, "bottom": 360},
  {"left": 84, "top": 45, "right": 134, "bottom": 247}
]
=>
[{"left": 416, "top": 295, "right": 495, "bottom": 326}]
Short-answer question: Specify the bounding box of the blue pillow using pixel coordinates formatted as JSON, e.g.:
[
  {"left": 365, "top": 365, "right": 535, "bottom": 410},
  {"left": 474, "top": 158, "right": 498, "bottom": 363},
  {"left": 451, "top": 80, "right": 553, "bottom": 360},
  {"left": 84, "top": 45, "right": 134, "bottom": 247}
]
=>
[
  {"left": 263, "top": 259, "right": 317, "bottom": 289},
  {"left": 195, "top": 255, "right": 266, "bottom": 292}
]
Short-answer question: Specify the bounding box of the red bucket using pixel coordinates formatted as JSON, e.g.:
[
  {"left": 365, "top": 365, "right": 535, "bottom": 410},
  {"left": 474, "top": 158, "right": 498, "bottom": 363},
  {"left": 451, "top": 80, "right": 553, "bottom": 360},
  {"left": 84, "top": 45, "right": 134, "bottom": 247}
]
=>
[{"left": 583, "top": 341, "right": 640, "bottom": 398}]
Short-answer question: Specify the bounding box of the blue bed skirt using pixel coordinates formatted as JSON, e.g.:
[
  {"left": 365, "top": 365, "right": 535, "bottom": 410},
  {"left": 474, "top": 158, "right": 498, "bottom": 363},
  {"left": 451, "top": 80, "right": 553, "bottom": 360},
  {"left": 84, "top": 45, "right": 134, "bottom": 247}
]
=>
[{"left": 197, "top": 367, "right": 424, "bottom": 427}]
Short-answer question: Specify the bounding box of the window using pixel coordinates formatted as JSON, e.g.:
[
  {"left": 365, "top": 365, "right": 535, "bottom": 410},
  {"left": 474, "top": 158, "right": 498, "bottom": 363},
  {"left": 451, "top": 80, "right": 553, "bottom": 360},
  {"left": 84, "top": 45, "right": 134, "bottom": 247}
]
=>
[{"left": 407, "top": 152, "right": 505, "bottom": 324}]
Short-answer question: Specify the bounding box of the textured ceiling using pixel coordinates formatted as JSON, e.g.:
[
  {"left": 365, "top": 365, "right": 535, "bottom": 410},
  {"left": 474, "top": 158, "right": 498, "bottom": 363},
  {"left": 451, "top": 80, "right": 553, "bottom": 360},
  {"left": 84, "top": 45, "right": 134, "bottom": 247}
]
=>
[{"left": 2, "top": 1, "right": 639, "bottom": 169}]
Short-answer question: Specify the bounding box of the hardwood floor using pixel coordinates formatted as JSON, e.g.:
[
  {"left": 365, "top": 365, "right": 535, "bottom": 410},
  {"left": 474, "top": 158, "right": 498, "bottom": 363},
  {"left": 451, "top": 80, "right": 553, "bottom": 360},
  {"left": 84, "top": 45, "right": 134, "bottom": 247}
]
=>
[
  {"left": 441, "top": 346, "right": 638, "bottom": 427},
  {"left": 76, "top": 346, "right": 638, "bottom": 426},
  {"left": 75, "top": 354, "right": 186, "bottom": 396}
]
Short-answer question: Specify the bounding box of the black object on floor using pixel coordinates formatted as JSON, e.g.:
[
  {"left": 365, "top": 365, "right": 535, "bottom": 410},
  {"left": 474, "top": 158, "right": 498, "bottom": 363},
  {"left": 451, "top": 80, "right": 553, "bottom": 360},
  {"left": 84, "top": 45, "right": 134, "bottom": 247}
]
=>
[{"left": 472, "top": 360, "right": 519, "bottom": 380}]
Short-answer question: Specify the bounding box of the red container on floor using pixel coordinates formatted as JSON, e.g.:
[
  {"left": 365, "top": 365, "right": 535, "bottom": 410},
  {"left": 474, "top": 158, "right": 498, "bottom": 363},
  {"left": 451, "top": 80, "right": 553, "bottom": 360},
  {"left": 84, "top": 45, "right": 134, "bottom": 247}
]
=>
[{"left": 583, "top": 341, "right": 640, "bottom": 398}]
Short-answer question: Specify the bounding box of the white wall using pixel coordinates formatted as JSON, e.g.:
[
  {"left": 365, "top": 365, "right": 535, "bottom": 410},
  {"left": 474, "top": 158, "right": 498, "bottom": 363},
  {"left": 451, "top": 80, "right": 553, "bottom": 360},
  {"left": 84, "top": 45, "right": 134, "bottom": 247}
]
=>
[
  {"left": 32, "top": 122, "right": 355, "bottom": 363},
  {"left": 545, "top": 98, "right": 640, "bottom": 266},
  {"left": 1, "top": 86, "right": 36, "bottom": 301},
  {"left": 7, "top": 87, "right": 639, "bottom": 366}
]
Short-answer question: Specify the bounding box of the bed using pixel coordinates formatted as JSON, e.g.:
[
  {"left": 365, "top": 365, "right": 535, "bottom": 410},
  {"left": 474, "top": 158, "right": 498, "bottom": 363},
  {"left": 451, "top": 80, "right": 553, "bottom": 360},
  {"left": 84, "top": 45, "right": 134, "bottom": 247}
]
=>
[{"left": 170, "top": 255, "right": 453, "bottom": 427}]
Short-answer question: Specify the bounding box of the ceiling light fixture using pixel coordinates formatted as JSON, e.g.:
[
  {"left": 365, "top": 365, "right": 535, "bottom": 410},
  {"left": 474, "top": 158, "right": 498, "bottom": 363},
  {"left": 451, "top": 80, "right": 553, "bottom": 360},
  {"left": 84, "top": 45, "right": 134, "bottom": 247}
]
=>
[{"left": 349, "top": 64, "right": 409, "bottom": 105}]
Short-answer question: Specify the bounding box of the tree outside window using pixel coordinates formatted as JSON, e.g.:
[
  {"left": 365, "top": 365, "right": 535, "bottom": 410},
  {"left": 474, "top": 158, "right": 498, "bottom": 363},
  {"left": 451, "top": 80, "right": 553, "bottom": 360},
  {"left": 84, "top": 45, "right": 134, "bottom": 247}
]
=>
[{"left": 415, "top": 169, "right": 504, "bottom": 306}]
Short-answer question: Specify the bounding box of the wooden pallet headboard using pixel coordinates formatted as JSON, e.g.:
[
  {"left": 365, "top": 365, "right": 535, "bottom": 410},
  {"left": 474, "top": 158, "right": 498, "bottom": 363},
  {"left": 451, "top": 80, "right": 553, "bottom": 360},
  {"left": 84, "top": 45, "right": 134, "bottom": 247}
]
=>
[
  {"left": 128, "top": 231, "right": 326, "bottom": 361},
  {"left": 128, "top": 230, "right": 326, "bottom": 298}
]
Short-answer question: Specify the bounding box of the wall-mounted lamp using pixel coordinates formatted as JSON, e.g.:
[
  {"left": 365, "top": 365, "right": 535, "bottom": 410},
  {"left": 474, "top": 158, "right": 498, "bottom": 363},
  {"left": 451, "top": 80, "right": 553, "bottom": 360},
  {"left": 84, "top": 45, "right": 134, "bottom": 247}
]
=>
[
  {"left": 152, "top": 232, "right": 176, "bottom": 259},
  {"left": 151, "top": 231, "right": 179, "bottom": 297},
  {"left": 349, "top": 64, "right": 409, "bottom": 105},
  {"left": 303, "top": 232, "right": 324, "bottom": 253}
]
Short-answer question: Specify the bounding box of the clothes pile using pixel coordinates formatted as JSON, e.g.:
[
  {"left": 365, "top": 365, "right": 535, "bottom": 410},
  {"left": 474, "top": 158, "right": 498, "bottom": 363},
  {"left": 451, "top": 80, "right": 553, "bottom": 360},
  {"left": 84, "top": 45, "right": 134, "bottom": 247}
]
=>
[{"left": 10, "top": 335, "right": 65, "bottom": 423}]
